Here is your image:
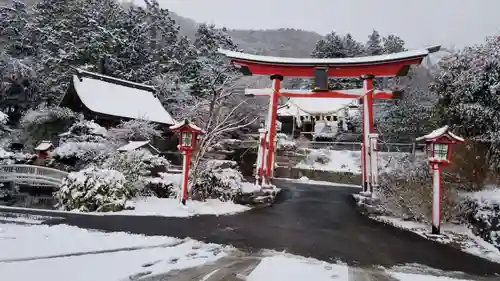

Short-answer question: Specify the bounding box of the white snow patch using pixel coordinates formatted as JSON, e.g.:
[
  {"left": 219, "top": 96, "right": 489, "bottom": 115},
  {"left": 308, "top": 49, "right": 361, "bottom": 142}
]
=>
[
  {"left": 295, "top": 149, "right": 416, "bottom": 174},
  {"left": 463, "top": 186, "right": 500, "bottom": 206},
  {"left": 281, "top": 177, "right": 361, "bottom": 188},
  {"left": 371, "top": 216, "right": 500, "bottom": 263},
  {"left": 389, "top": 272, "right": 473, "bottom": 281},
  {"left": 0, "top": 222, "right": 228, "bottom": 281},
  {"left": 416, "top": 125, "right": 464, "bottom": 142},
  {"left": 0, "top": 223, "right": 177, "bottom": 260},
  {"left": 247, "top": 254, "right": 349, "bottom": 281},
  {"left": 105, "top": 197, "right": 251, "bottom": 217}
]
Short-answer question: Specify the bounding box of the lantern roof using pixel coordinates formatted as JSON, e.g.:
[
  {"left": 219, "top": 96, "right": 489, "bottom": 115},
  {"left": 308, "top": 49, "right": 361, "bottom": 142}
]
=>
[
  {"left": 416, "top": 126, "right": 464, "bottom": 143},
  {"left": 169, "top": 119, "right": 204, "bottom": 134}
]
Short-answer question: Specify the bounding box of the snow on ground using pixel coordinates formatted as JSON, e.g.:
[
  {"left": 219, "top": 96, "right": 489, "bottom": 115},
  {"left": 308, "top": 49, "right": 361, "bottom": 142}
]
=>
[
  {"left": 247, "top": 254, "right": 349, "bottom": 281},
  {"left": 371, "top": 216, "right": 500, "bottom": 264},
  {"left": 0, "top": 221, "right": 482, "bottom": 281},
  {"left": 0, "top": 221, "right": 228, "bottom": 281},
  {"left": 0, "top": 223, "right": 177, "bottom": 261},
  {"left": 282, "top": 176, "right": 361, "bottom": 188},
  {"left": 295, "top": 149, "right": 419, "bottom": 174},
  {"left": 117, "top": 197, "right": 251, "bottom": 217},
  {"left": 0, "top": 197, "right": 252, "bottom": 218}
]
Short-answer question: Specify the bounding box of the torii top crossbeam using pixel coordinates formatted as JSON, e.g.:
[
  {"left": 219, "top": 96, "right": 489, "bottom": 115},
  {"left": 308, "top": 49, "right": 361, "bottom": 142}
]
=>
[{"left": 219, "top": 46, "right": 440, "bottom": 77}]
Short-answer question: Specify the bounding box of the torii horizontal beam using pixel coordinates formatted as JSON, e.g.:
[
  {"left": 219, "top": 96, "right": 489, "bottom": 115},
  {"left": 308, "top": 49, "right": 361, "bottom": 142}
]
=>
[
  {"left": 244, "top": 88, "right": 402, "bottom": 99},
  {"left": 219, "top": 46, "right": 440, "bottom": 77}
]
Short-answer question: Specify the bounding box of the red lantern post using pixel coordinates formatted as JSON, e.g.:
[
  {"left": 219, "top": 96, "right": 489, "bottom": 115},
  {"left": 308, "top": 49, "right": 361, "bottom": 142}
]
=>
[
  {"left": 169, "top": 120, "right": 204, "bottom": 206},
  {"left": 416, "top": 126, "right": 464, "bottom": 234}
]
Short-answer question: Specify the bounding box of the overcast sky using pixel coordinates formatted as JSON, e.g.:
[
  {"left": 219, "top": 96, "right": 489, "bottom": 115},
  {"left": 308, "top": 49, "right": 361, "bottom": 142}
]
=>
[{"left": 159, "top": 0, "right": 499, "bottom": 49}]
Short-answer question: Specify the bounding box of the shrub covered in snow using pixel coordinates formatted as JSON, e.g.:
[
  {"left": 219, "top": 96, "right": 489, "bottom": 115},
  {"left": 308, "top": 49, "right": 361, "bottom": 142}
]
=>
[
  {"left": 191, "top": 160, "right": 246, "bottom": 201},
  {"left": 55, "top": 167, "right": 131, "bottom": 212},
  {"left": 108, "top": 119, "right": 161, "bottom": 142},
  {"left": 461, "top": 187, "right": 500, "bottom": 250},
  {"left": 304, "top": 149, "right": 331, "bottom": 165},
  {"left": 51, "top": 120, "right": 113, "bottom": 170},
  {"left": 51, "top": 142, "right": 112, "bottom": 169},
  {"left": 376, "top": 157, "right": 461, "bottom": 222},
  {"left": 20, "top": 106, "right": 80, "bottom": 147},
  {"left": 103, "top": 150, "right": 170, "bottom": 195},
  {"left": 0, "top": 147, "right": 35, "bottom": 165},
  {"left": 277, "top": 139, "right": 298, "bottom": 152},
  {"left": 59, "top": 120, "right": 107, "bottom": 143},
  {"left": 144, "top": 172, "right": 178, "bottom": 198}
]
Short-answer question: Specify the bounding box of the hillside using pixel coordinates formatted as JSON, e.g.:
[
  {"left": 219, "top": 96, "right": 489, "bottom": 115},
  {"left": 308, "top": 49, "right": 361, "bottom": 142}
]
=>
[{"left": 169, "top": 12, "right": 323, "bottom": 57}]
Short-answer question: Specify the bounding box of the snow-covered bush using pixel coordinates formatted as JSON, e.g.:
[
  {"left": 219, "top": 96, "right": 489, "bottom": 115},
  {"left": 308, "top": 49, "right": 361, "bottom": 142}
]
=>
[
  {"left": 51, "top": 142, "right": 112, "bottom": 169},
  {"left": 55, "top": 167, "right": 131, "bottom": 212},
  {"left": 59, "top": 120, "right": 107, "bottom": 143},
  {"left": 304, "top": 149, "right": 331, "bottom": 165},
  {"left": 103, "top": 150, "right": 169, "bottom": 195},
  {"left": 0, "top": 111, "right": 10, "bottom": 137},
  {"left": 277, "top": 139, "right": 298, "bottom": 152},
  {"left": 461, "top": 187, "right": 500, "bottom": 250},
  {"left": 144, "top": 172, "right": 178, "bottom": 198},
  {"left": 377, "top": 157, "right": 461, "bottom": 222},
  {"left": 108, "top": 119, "right": 161, "bottom": 143},
  {"left": 20, "top": 106, "right": 80, "bottom": 147},
  {"left": 0, "top": 147, "right": 35, "bottom": 165},
  {"left": 191, "top": 160, "right": 245, "bottom": 201},
  {"left": 51, "top": 120, "right": 113, "bottom": 170}
]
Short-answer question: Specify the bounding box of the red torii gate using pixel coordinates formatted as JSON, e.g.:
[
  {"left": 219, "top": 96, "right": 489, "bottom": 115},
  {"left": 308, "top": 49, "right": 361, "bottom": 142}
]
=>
[{"left": 219, "top": 46, "right": 440, "bottom": 193}]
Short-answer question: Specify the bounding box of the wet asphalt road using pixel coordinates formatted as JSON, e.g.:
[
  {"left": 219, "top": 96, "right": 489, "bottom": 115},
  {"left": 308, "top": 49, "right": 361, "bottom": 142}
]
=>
[{"left": 2, "top": 180, "right": 500, "bottom": 276}]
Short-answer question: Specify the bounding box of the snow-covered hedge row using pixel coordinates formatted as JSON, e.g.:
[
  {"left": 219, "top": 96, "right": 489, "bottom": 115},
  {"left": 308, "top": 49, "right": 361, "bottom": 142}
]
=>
[
  {"left": 55, "top": 167, "right": 131, "bottom": 212},
  {"left": 461, "top": 188, "right": 500, "bottom": 250},
  {"left": 191, "top": 160, "right": 247, "bottom": 202}
]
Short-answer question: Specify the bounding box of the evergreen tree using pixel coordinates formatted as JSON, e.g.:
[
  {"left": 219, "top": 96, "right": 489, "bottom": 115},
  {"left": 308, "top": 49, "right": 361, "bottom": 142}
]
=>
[
  {"left": 383, "top": 35, "right": 406, "bottom": 54},
  {"left": 365, "top": 30, "right": 383, "bottom": 56},
  {"left": 311, "top": 32, "right": 345, "bottom": 58},
  {"left": 311, "top": 32, "right": 365, "bottom": 89},
  {"left": 431, "top": 37, "right": 500, "bottom": 151},
  {"left": 376, "top": 67, "right": 438, "bottom": 141},
  {"left": 0, "top": 1, "right": 32, "bottom": 57}
]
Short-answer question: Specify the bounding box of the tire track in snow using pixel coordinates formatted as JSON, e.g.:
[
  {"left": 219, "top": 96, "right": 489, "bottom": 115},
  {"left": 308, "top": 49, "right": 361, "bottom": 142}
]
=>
[{"left": 0, "top": 239, "right": 188, "bottom": 263}]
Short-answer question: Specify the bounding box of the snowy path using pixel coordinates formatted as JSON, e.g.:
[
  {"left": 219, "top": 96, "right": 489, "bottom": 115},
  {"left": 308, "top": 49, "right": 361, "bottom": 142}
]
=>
[
  {"left": 0, "top": 220, "right": 496, "bottom": 281},
  {"left": 1, "top": 181, "right": 500, "bottom": 278}
]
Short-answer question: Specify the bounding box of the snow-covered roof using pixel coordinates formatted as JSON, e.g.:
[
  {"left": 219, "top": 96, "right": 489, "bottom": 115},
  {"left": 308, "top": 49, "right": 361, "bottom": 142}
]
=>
[
  {"left": 416, "top": 126, "right": 465, "bottom": 142},
  {"left": 169, "top": 119, "right": 204, "bottom": 133},
  {"left": 117, "top": 141, "right": 160, "bottom": 153},
  {"left": 34, "top": 141, "right": 54, "bottom": 151},
  {"left": 277, "top": 94, "right": 359, "bottom": 116},
  {"left": 72, "top": 73, "right": 175, "bottom": 125},
  {"left": 219, "top": 45, "right": 440, "bottom": 66}
]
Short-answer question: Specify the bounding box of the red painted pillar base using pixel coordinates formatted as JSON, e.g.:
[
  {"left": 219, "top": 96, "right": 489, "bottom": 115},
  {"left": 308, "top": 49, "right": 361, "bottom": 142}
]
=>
[{"left": 181, "top": 150, "right": 191, "bottom": 206}]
